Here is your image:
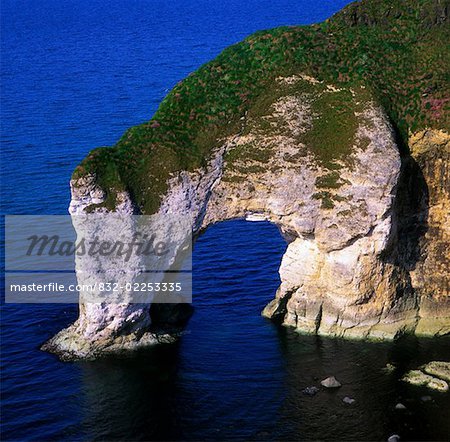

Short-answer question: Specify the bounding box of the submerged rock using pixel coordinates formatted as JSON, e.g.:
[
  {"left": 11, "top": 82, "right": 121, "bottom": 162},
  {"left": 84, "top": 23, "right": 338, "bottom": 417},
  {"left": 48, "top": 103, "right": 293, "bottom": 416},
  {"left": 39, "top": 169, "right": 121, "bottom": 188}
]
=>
[
  {"left": 302, "top": 386, "right": 320, "bottom": 396},
  {"left": 342, "top": 396, "right": 355, "bottom": 404},
  {"left": 402, "top": 370, "right": 449, "bottom": 392},
  {"left": 395, "top": 403, "right": 407, "bottom": 410},
  {"left": 387, "top": 435, "right": 400, "bottom": 442},
  {"left": 321, "top": 376, "right": 342, "bottom": 388},
  {"left": 383, "top": 363, "right": 396, "bottom": 373},
  {"left": 421, "top": 361, "right": 450, "bottom": 382}
]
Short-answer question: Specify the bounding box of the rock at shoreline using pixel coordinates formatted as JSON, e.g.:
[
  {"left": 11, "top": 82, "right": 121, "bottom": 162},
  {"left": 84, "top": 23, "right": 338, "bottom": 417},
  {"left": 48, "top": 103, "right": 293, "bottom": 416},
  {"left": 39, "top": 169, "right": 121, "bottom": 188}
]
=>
[
  {"left": 421, "top": 361, "right": 450, "bottom": 382},
  {"left": 395, "top": 403, "right": 407, "bottom": 410},
  {"left": 402, "top": 370, "right": 449, "bottom": 392},
  {"left": 321, "top": 376, "right": 342, "bottom": 388}
]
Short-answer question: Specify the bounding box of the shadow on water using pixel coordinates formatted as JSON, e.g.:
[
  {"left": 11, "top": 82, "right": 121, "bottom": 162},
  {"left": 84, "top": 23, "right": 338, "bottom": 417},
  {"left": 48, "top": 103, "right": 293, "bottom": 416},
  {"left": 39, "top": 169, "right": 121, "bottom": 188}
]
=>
[
  {"left": 271, "top": 329, "right": 450, "bottom": 441},
  {"left": 77, "top": 344, "right": 185, "bottom": 441},
  {"left": 72, "top": 329, "right": 450, "bottom": 441}
]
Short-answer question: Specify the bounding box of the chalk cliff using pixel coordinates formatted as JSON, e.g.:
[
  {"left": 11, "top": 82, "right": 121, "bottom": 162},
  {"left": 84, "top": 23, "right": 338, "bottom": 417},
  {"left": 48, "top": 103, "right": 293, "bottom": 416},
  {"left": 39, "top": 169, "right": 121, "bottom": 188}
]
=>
[{"left": 43, "top": 0, "right": 449, "bottom": 359}]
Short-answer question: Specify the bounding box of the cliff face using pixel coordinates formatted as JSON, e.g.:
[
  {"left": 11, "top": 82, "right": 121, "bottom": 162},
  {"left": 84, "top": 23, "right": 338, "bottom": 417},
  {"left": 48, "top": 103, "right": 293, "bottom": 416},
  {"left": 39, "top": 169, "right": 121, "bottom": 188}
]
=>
[
  {"left": 43, "top": 0, "right": 449, "bottom": 359},
  {"left": 408, "top": 130, "right": 450, "bottom": 335}
]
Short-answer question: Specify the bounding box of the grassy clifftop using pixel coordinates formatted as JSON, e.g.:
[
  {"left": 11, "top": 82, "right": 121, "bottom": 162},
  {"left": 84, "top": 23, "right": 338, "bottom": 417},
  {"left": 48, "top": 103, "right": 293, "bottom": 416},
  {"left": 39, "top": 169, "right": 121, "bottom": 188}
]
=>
[{"left": 74, "top": 0, "right": 450, "bottom": 214}]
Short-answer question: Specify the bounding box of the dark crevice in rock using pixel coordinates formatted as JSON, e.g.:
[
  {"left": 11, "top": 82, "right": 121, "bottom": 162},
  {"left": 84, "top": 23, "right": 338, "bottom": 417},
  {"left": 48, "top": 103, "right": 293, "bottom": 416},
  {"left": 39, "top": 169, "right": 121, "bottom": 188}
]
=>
[
  {"left": 314, "top": 304, "right": 323, "bottom": 334},
  {"left": 388, "top": 154, "right": 429, "bottom": 271},
  {"left": 380, "top": 119, "right": 429, "bottom": 273}
]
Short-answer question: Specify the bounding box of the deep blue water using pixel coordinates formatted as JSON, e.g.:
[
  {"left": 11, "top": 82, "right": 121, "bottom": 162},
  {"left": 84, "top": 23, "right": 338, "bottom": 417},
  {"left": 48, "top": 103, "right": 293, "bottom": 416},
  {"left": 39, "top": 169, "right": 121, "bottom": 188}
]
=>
[{"left": 1, "top": 1, "right": 449, "bottom": 441}]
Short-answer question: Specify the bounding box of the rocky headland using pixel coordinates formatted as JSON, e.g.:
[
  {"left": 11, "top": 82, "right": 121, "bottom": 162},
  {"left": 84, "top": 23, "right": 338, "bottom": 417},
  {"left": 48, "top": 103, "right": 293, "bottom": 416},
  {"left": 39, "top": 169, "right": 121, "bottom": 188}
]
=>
[{"left": 43, "top": 0, "right": 449, "bottom": 360}]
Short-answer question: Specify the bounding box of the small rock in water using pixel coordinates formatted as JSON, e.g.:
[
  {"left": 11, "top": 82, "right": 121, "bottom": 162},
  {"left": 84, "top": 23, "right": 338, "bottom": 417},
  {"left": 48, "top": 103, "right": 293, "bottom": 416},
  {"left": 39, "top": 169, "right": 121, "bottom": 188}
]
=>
[
  {"left": 388, "top": 434, "right": 400, "bottom": 442},
  {"left": 302, "top": 386, "right": 320, "bottom": 396},
  {"left": 383, "top": 363, "right": 396, "bottom": 373},
  {"left": 421, "top": 361, "right": 450, "bottom": 382},
  {"left": 321, "top": 376, "right": 342, "bottom": 388},
  {"left": 395, "top": 403, "right": 407, "bottom": 410},
  {"left": 421, "top": 395, "right": 432, "bottom": 402},
  {"left": 342, "top": 396, "right": 355, "bottom": 404}
]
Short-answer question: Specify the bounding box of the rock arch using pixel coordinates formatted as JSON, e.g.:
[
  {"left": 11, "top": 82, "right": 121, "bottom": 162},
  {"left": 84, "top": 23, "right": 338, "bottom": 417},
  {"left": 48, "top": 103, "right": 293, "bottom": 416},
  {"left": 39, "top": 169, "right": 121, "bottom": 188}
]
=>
[{"left": 43, "top": 77, "right": 449, "bottom": 360}]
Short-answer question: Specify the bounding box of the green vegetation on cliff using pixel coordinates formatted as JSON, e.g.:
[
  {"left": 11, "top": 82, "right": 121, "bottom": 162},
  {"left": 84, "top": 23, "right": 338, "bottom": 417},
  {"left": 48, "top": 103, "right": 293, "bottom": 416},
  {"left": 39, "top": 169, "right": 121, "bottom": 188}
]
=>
[{"left": 74, "top": 0, "right": 450, "bottom": 214}]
